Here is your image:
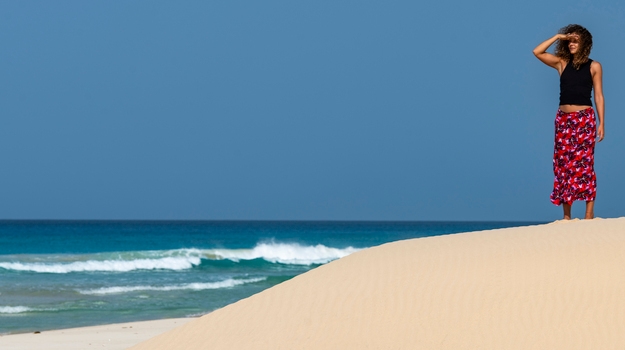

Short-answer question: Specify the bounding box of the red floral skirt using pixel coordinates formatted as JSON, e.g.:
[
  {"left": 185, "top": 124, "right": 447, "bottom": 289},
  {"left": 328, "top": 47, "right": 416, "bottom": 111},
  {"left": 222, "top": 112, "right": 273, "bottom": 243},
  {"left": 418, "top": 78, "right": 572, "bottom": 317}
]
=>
[{"left": 550, "top": 107, "right": 596, "bottom": 205}]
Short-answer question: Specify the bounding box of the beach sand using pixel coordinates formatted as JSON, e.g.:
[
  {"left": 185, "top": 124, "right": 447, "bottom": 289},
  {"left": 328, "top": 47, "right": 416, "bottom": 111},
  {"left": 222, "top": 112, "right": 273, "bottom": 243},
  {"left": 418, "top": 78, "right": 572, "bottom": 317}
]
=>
[
  {"left": 0, "top": 318, "right": 193, "bottom": 350},
  {"left": 5, "top": 218, "right": 625, "bottom": 349}
]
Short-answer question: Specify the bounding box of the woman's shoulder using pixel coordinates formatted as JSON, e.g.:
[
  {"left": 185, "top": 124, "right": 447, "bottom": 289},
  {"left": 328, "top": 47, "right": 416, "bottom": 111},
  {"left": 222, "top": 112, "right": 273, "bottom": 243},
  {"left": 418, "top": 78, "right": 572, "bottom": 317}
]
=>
[
  {"left": 590, "top": 60, "right": 602, "bottom": 74},
  {"left": 590, "top": 59, "right": 601, "bottom": 69}
]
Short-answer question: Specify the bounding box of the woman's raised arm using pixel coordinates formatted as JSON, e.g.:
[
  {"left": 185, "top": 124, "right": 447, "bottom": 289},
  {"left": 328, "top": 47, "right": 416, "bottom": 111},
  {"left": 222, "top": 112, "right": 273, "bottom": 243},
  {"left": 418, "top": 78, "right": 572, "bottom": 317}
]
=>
[{"left": 533, "top": 34, "right": 568, "bottom": 72}]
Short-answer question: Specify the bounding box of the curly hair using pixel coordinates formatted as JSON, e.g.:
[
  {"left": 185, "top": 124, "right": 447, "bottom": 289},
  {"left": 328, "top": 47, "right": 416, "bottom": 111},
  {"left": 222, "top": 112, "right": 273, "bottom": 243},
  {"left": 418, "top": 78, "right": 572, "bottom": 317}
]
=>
[{"left": 555, "top": 24, "right": 593, "bottom": 69}]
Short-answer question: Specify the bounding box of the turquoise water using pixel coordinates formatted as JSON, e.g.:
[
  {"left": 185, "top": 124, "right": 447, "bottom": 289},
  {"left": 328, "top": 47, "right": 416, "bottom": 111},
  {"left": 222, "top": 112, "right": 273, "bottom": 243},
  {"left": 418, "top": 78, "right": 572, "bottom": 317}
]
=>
[{"left": 0, "top": 221, "right": 542, "bottom": 334}]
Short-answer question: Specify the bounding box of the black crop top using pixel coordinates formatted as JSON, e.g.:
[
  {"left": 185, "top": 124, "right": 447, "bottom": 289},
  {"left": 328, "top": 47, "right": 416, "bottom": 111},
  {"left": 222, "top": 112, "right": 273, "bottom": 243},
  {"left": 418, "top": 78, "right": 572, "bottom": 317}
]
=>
[{"left": 559, "top": 59, "right": 593, "bottom": 106}]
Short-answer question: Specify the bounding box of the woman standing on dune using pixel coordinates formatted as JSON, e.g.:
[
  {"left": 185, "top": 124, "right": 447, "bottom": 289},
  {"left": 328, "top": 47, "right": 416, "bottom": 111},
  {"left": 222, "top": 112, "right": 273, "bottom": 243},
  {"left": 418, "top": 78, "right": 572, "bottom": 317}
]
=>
[{"left": 533, "top": 24, "right": 605, "bottom": 220}]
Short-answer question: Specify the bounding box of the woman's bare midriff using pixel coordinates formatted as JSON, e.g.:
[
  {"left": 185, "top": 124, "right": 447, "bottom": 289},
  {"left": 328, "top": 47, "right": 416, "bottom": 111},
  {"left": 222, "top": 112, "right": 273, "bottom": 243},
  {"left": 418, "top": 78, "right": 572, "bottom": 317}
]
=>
[{"left": 559, "top": 104, "right": 592, "bottom": 113}]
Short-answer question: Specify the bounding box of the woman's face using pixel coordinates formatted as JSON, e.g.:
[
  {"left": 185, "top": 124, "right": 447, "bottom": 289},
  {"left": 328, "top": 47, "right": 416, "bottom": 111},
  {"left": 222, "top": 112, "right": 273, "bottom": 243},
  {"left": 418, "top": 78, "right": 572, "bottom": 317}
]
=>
[{"left": 568, "top": 33, "right": 580, "bottom": 55}]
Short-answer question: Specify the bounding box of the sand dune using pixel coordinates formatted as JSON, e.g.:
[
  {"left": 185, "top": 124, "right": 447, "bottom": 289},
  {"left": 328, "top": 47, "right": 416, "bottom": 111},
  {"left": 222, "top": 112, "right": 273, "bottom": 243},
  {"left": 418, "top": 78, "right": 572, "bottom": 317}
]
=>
[{"left": 129, "top": 218, "right": 625, "bottom": 349}]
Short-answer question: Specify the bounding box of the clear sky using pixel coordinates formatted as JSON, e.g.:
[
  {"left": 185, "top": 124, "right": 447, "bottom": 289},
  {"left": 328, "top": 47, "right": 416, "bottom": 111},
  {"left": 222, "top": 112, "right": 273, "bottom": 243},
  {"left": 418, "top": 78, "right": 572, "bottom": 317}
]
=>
[{"left": 1, "top": 1, "right": 623, "bottom": 221}]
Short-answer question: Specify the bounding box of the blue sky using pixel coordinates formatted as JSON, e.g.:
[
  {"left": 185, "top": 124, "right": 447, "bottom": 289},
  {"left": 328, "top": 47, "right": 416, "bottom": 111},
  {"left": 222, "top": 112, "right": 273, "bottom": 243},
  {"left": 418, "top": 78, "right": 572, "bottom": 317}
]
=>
[{"left": 1, "top": 1, "right": 623, "bottom": 221}]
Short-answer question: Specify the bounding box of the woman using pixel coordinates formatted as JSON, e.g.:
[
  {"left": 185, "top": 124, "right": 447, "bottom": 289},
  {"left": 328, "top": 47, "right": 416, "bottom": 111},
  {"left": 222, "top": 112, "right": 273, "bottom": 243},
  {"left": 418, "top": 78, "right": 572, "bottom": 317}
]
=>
[{"left": 533, "top": 24, "right": 605, "bottom": 220}]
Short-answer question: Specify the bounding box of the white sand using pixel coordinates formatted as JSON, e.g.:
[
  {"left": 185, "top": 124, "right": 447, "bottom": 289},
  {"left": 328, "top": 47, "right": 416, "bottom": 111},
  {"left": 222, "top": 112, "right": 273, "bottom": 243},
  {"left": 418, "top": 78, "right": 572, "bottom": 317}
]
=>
[
  {"left": 0, "top": 318, "right": 193, "bottom": 350},
  {"left": 5, "top": 218, "right": 625, "bottom": 349},
  {"left": 128, "top": 218, "right": 625, "bottom": 349}
]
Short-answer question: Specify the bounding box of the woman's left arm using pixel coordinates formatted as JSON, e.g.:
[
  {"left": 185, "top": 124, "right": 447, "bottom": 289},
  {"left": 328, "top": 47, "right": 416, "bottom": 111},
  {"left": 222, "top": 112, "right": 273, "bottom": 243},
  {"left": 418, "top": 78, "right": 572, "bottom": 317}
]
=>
[{"left": 592, "top": 61, "right": 605, "bottom": 142}]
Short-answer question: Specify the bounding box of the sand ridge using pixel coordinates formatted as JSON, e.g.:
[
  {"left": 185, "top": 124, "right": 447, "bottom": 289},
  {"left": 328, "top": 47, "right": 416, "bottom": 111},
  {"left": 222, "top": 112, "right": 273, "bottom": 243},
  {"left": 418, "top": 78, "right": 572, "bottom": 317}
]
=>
[{"left": 129, "top": 218, "right": 625, "bottom": 349}]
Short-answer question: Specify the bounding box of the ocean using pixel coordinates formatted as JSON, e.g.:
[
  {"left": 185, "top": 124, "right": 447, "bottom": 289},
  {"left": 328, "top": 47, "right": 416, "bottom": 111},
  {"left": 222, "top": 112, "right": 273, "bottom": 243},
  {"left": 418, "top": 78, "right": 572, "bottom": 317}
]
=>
[{"left": 0, "top": 220, "right": 542, "bottom": 335}]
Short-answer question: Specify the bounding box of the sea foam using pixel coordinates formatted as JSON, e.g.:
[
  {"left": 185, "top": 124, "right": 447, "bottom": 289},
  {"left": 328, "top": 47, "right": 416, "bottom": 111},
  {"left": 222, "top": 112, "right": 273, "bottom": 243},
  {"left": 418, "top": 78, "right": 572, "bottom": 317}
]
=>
[
  {"left": 0, "top": 306, "right": 32, "bottom": 314},
  {"left": 78, "top": 277, "right": 266, "bottom": 295},
  {"left": 206, "top": 242, "right": 360, "bottom": 265},
  {"left": 0, "top": 255, "right": 201, "bottom": 274}
]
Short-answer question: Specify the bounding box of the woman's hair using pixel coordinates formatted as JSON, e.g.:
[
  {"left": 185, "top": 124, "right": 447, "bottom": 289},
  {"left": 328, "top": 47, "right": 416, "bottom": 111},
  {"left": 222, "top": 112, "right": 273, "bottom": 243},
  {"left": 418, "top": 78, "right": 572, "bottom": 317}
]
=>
[{"left": 555, "top": 24, "right": 593, "bottom": 69}]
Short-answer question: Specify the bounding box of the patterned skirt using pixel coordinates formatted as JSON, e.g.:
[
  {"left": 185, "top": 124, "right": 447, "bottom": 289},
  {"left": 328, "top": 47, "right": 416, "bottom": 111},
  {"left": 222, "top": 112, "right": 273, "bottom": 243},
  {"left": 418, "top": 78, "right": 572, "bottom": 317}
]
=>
[{"left": 550, "top": 107, "right": 597, "bottom": 205}]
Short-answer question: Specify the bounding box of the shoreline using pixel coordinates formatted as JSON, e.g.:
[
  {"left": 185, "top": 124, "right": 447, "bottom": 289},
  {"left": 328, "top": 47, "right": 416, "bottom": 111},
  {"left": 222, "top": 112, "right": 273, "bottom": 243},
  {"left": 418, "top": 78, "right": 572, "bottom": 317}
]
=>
[
  {"left": 3, "top": 218, "right": 625, "bottom": 349},
  {"left": 0, "top": 317, "right": 194, "bottom": 350},
  {"left": 1, "top": 221, "right": 533, "bottom": 337}
]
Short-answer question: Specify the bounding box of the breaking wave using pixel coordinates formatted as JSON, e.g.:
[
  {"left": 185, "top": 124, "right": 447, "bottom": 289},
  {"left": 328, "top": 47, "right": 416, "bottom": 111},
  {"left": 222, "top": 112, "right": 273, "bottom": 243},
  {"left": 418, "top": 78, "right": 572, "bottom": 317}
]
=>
[
  {"left": 0, "top": 255, "right": 201, "bottom": 274},
  {"left": 205, "top": 242, "right": 359, "bottom": 265},
  {"left": 0, "top": 242, "right": 361, "bottom": 274}
]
